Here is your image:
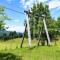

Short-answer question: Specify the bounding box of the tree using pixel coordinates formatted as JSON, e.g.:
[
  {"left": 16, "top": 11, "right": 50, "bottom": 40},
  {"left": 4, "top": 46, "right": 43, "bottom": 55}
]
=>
[
  {"left": 56, "top": 17, "right": 60, "bottom": 29},
  {"left": 0, "top": 5, "right": 9, "bottom": 30},
  {"left": 55, "top": 17, "right": 60, "bottom": 36},
  {"left": 9, "top": 31, "right": 17, "bottom": 39},
  {"left": 28, "top": 2, "right": 56, "bottom": 46}
]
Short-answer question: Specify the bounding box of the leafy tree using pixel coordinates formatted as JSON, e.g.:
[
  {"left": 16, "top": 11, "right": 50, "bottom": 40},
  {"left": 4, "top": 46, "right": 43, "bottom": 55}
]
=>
[
  {"left": 55, "top": 17, "right": 60, "bottom": 35},
  {"left": 27, "top": 2, "right": 57, "bottom": 46},
  {"left": 56, "top": 17, "right": 60, "bottom": 28},
  {"left": 9, "top": 31, "right": 17, "bottom": 39},
  {"left": 0, "top": 5, "right": 9, "bottom": 30}
]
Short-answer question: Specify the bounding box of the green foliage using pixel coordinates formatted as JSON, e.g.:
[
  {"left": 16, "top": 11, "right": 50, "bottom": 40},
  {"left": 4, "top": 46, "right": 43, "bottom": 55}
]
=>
[
  {"left": 0, "top": 6, "right": 4, "bottom": 14},
  {"left": 56, "top": 17, "right": 60, "bottom": 28},
  {"left": 0, "top": 5, "right": 10, "bottom": 30},
  {"left": 0, "top": 31, "right": 23, "bottom": 41},
  {"left": 28, "top": 3, "right": 52, "bottom": 38},
  {"left": 27, "top": 2, "right": 59, "bottom": 45},
  {"left": 0, "top": 21, "right": 5, "bottom": 30},
  {"left": 9, "top": 31, "right": 17, "bottom": 39},
  {"left": 0, "top": 53, "right": 21, "bottom": 60}
]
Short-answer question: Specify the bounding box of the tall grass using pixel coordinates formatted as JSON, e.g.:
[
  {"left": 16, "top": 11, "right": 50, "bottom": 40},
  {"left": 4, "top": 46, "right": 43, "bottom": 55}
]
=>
[{"left": 0, "top": 38, "right": 60, "bottom": 60}]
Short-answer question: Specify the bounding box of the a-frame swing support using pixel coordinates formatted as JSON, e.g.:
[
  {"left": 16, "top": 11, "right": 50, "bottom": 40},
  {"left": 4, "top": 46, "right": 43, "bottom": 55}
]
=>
[
  {"left": 21, "top": 12, "right": 51, "bottom": 48},
  {"left": 20, "top": 11, "right": 31, "bottom": 48},
  {"left": 20, "top": 21, "right": 27, "bottom": 48},
  {"left": 37, "top": 16, "right": 51, "bottom": 46},
  {"left": 26, "top": 13, "right": 31, "bottom": 48},
  {"left": 43, "top": 17, "right": 51, "bottom": 45}
]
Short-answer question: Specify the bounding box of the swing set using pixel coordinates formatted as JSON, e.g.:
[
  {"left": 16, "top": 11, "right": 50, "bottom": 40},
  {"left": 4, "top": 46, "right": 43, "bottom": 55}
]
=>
[{"left": 20, "top": 10, "right": 51, "bottom": 48}]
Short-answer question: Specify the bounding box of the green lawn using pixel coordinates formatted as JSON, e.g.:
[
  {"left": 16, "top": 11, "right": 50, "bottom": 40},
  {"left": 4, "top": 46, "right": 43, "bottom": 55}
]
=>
[{"left": 0, "top": 38, "right": 60, "bottom": 60}]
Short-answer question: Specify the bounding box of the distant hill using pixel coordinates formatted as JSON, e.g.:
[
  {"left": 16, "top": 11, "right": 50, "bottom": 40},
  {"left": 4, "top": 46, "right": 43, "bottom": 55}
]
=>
[
  {"left": 0, "top": 30, "right": 23, "bottom": 37},
  {"left": 0, "top": 30, "right": 10, "bottom": 37}
]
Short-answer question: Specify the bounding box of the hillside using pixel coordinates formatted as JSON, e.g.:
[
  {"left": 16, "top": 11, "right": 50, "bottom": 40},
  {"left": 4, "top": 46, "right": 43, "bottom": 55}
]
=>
[{"left": 0, "top": 30, "right": 23, "bottom": 37}]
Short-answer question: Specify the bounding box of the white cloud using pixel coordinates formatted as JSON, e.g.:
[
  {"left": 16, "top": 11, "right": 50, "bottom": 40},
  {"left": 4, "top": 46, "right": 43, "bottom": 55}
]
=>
[
  {"left": 20, "top": 0, "right": 33, "bottom": 9},
  {"left": 6, "top": 25, "right": 25, "bottom": 33},
  {"left": 20, "top": 0, "right": 48, "bottom": 9},
  {"left": 37, "top": 0, "right": 48, "bottom": 3},
  {"left": 20, "top": 0, "right": 60, "bottom": 10},
  {"left": 48, "top": 0, "right": 60, "bottom": 9}
]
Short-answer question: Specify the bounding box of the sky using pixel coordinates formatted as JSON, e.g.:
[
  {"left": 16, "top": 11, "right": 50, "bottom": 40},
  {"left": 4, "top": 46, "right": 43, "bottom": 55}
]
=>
[{"left": 0, "top": 0, "right": 60, "bottom": 33}]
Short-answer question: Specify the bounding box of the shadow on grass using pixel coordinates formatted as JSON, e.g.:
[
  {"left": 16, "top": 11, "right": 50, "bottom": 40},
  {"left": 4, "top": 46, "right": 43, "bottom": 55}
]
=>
[
  {"left": 0, "top": 53, "right": 22, "bottom": 60},
  {"left": 29, "top": 45, "right": 51, "bottom": 50}
]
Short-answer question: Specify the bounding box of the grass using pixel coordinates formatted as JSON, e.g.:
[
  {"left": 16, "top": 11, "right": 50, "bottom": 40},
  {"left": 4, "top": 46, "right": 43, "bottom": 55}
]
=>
[{"left": 0, "top": 38, "right": 60, "bottom": 60}]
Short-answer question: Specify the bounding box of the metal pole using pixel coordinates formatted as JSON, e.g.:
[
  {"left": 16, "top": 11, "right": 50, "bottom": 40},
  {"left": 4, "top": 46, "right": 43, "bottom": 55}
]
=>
[{"left": 43, "top": 18, "right": 51, "bottom": 45}]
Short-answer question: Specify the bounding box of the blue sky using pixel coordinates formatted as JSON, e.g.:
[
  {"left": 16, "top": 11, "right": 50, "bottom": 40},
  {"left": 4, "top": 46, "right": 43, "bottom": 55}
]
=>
[{"left": 0, "top": 0, "right": 60, "bottom": 32}]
